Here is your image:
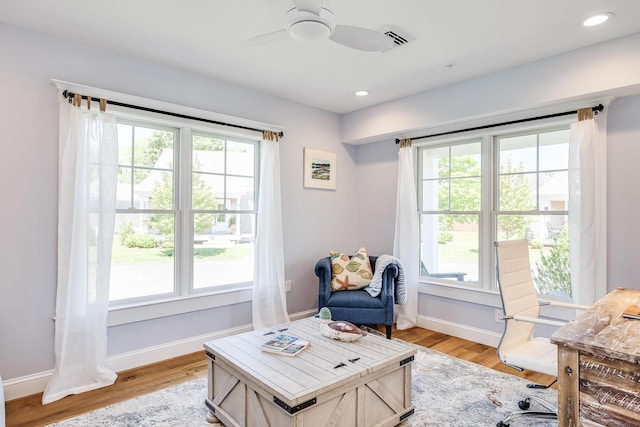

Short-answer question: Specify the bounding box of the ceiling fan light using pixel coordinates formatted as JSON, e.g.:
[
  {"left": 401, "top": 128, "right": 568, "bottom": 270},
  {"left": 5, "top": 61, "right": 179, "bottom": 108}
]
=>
[{"left": 289, "top": 20, "right": 332, "bottom": 41}]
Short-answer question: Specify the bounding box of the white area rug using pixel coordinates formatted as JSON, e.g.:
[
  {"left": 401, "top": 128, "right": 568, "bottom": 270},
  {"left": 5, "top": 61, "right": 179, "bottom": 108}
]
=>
[{"left": 47, "top": 347, "right": 557, "bottom": 426}]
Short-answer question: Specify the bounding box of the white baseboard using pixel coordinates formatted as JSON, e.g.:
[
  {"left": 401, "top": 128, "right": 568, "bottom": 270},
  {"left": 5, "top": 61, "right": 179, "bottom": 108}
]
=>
[
  {"left": 416, "top": 314, "right": 502, "bottom": 348},
  {"left": 3, "top": 309, "right": 317, "bottom": 402}
]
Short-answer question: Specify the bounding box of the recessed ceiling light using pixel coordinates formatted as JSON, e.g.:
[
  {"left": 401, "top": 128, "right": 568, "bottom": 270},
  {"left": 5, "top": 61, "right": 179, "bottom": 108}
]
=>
[
  {"left": 354, "top": 90, "right": 369, "bottom": 96},
  {"left": 583, "top": 12, "right": 614, "bottom": 27}
]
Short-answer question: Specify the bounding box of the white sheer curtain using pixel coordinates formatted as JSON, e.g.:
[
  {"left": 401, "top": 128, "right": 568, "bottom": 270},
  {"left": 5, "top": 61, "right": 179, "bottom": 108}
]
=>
[
  {"left": 43, "top": 95, "right": 118, "bottom": 404},
  {"left": 394, "top": 139, "right": 419, "bottom": 329},
  {"left": 252, "top": 131, "right": 289, "bottom": 329},
  {"left": 568, "top": 108, "right": 607, "bottom": 306}
]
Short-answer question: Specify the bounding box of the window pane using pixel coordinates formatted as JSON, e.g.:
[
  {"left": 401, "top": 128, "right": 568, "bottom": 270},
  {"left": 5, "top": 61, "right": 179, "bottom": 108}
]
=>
[
  {"left": 497, "top": 213, "right": 567, "bottom": 243},
  {"left": 192, "top": 172, "right": 219, "bottom": 210},
  {"left": 134, "top": 127, "right": 174, "bottom": 169},
  {"left": 420, "top": 213, "right": 479, "bottom": 283},
  {"left": 193, "top": 134, "right": 225, "bottom": 174},
  {"left": 116, "top": 166, "right": 134, "bottom": 208},
  {"left": 498, "top": 172, "right": 536, "bottom": 211},
  {"left": 226, "top": 176, "right": 254, "bottom": 210},
  {"left": 117, "top": 123, "right": 176, "bottom": 210},
  {"left": 110, "top": 212, "right": 175, "bottom": 302},
  {"left": 193, "top": 213, "right": 255, "bottom": 289},
  {"left": 540, "top": 171, "right": 568, "bottom": 211},
  {"left": 112, "top": 121, "right": 177, "bottom": 305},
  {"left": 421, "top": 146, "right": 449, "bottom": 179},
  {"left": 450, "top": 177, "right": 481, "bottom": 211},
  {"left": 496, "top": 217, "right": 570, "bottom": 298},
  {"left": 420, "top": 141, "right": 481, "bottom": 212},
  {"left": 145, "top": 170, "right": 174, "bottom": 210},
  {"left": 226, "top": 140, "right": 255, "bottom": 176},
  {"left": 539, "top": 129, "right": 569, "bottom": 171},
  {"left": 193, "top": 173, "right": 223, "bottom": 209},
  {"left": 450, "top": 142, "right": 481, "bottom": 177},
  {"left": 421, "top": 180, "right": 440, "bottom": 211},
  {"left": 117, "top": 124, "right": 133, "bottom": 166},
  {"left": 499, "top": 134, "right": 537, "bottom": 172},
  {"left": 497, "top": 126, "right": 571, "bottom": 299}
]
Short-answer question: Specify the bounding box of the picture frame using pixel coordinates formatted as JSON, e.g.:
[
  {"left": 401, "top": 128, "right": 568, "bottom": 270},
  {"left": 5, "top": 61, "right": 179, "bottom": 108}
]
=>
[{"left": 304, "top": 148, "right": 336, "bottom": 190}]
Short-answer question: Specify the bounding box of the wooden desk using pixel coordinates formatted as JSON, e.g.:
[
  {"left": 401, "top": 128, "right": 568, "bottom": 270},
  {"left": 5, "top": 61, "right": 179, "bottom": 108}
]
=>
[{"left": 551, "top": 288, "right": 640, "bottom": 426}]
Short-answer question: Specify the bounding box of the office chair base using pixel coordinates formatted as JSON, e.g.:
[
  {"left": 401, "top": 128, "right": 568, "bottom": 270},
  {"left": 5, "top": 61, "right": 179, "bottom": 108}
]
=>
[
  {"left": 497, "top": 396, "right": 557, "bottom": 426},
  {"left": 496, "top": 411, "right": 556, "bottom": 427},
  {"left": 526, "top": 378, "right": 557, "bottom": 389},
  {"left": 518, "top": 396, "right": 557, "bottom": 412}
]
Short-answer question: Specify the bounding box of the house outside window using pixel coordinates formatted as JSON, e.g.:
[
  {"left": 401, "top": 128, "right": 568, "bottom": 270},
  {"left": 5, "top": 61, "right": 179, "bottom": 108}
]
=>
[
  {"left": 110, "top": 119, "right": 258, "bottom": 306},
  {"left": 417, "top": 123, "right": 573, "bottom": 300}
]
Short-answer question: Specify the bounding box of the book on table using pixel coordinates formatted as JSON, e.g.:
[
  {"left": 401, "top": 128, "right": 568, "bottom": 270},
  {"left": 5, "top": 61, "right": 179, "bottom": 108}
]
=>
[
  {"left": 261, "top": 334, "right": 310, "bottom": 356},
  {"left": 622, "top": 304, "right": 640, "bottom": 320}
]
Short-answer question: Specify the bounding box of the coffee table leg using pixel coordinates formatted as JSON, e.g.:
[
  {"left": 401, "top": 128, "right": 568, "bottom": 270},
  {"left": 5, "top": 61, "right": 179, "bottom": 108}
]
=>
[{"left": 206, "top": 410, "right": 220, "bottom": 424}]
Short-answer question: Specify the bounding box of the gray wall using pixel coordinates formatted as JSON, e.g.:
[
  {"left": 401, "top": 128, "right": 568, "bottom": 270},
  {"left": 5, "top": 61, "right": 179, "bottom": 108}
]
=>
[
  {"left": 2, "top": 20, "right": 640, "bottom": 386},
  {"left": 0, "top": 22, "right": 357, "bottom": 380}
]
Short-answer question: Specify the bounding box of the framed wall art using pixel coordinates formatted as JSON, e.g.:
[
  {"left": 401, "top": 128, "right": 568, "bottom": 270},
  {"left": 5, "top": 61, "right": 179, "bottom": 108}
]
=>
[{"left": 303, "top": 148, "right": 336, "bottom": 190}]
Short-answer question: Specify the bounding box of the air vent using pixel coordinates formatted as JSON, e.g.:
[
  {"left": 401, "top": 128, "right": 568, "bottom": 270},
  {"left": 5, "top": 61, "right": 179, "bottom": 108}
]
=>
[{"left": 378, "top": 25, "right": 414, "bottom": 52}]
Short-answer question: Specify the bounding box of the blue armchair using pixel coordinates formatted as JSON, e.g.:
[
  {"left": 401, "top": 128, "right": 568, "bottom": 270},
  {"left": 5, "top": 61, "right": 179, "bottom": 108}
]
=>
[{"left": 315, "top": 255, "right": 398, "bottom": 339}]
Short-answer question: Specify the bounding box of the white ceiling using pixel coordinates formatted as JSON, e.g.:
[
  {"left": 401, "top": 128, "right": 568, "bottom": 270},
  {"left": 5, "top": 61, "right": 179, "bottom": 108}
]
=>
[{"left": 2, "top": 0, "right": 640, "bottom": 114}]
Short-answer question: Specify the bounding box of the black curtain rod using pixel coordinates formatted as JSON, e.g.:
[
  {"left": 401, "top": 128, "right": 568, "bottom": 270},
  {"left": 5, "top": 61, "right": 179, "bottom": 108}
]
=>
[
  {"left": 62, "top": 90, "right": 284, "bottom": 139},
  {"left": 395, "top": 104, "right": 604, "bottom": 144}
]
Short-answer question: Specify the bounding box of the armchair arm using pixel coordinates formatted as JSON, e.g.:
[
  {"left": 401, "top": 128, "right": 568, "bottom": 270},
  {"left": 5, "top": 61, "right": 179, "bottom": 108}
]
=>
[
  {"left": 315, "top": 257, "right": 333, "bottom": 307},
  {"left": 378, "top": 261, "right": 399, "bottom": 304}
]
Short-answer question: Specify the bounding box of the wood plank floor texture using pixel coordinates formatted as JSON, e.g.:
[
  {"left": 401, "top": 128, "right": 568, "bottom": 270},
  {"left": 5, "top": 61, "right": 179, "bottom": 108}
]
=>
[{"left": 5, "top": 326, "right": 555, "bottom": 427}]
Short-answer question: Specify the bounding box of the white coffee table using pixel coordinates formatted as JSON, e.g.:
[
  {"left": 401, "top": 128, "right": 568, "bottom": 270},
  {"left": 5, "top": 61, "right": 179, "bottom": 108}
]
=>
[{"left": 203, "top": 316, "right": 415, "bottom": 427}]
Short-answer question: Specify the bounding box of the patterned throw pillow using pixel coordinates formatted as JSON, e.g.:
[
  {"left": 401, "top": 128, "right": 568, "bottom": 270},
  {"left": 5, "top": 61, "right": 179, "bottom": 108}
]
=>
[{"left": 329, "top": 247, "right": 374, "bottom": 291}]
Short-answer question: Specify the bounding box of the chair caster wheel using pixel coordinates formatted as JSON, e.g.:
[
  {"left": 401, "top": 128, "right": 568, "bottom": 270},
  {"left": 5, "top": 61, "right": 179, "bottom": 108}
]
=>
[
  {"left": 518, "top": 398, "right": 531, "bottom": 410},
  {"left": 496, "top": 422, "right": 509, "bottom": 427}
]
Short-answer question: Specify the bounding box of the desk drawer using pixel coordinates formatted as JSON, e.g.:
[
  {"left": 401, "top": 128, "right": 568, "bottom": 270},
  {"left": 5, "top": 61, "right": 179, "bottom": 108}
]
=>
[{"left": 579, "top": 353, "right": 640, "bottom": 426}]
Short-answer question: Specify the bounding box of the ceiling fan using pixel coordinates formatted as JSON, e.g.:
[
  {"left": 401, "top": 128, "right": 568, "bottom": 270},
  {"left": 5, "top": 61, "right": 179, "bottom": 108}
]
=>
[{"left": 244, "top": 0, "right": 394, "bottom": 52}]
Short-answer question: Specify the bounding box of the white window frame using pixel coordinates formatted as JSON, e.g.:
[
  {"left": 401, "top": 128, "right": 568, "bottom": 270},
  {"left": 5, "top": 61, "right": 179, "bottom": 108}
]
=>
[
  {"left": 53, "top": 81, "right": 283, "bottom": 327},
  {"left": 107, "top": 112, "right": 261, "bottom": 326},
  {"left": 416, "top": 116, "right": 577, "bottom": 319}
]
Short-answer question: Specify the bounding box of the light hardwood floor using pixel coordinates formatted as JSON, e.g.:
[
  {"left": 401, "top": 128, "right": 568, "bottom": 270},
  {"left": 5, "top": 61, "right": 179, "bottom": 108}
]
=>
[{"left": 5, "top": 326, "right": 555, "bottom": 427}]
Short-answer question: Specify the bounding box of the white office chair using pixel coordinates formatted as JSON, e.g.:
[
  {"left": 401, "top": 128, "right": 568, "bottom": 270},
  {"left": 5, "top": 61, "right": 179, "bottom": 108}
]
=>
[{"left": 494, "top": 240, "right": 588, "bottom": 427}]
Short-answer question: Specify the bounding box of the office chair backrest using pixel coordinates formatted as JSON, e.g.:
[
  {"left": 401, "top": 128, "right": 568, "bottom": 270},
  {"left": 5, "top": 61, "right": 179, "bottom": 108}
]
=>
[{"left": 495, "top": 239, "right": 540, "bottom": 363}]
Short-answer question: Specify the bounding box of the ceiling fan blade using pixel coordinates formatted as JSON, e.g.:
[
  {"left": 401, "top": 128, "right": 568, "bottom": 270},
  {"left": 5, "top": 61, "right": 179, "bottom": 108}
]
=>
[
  {"left": 293, "top": 0, "right": 323, "bottom": 15},
  {"left": 330, "top": 25, "right": 394, "bottom": 52},
  {"left": 241, "top": 29, "right": 288, "bottom": 47}
]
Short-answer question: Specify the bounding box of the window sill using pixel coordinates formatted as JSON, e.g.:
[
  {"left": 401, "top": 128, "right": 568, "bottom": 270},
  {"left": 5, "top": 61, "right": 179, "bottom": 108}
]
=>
[
  {"left": 419, "top": 280, "right": 501, "bottom": 306},
  {"left": 418, "top": 280, "right": 578, "bottom": 322},
  {"left": 107, "top": 286, "right": 252, "bottom": 326}
]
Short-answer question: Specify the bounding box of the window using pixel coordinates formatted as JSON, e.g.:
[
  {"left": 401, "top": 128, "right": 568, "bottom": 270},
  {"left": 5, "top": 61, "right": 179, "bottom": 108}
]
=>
[
  {"left": 417, "top": 123, "right": 573, "bottom": 299},
  {"left": 110, "top": 119, "right": 258, "bottom": 306}
]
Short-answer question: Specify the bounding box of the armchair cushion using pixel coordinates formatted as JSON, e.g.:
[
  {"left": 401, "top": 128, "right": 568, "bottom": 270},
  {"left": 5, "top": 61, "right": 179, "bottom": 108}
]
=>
[{"left": 329, "top": 246, "right": 373, "bottom": 291}]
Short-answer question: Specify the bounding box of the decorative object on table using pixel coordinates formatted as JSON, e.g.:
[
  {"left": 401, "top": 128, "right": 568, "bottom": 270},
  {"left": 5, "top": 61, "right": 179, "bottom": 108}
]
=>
[
  {"left": 318, "top": 307, "right": 332, "bottom": 322},
  {"left": 622, "top": 303, "right": 640, "bottom": 320},
  {"left": 320, "top": 320, "right": 367, "bottom": 342},
  {"left": 303, "top": 147, "right": 336, "bottom": 190},
  {"left": 261, "top": 334, "right": 310, "bottom": 356}
]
